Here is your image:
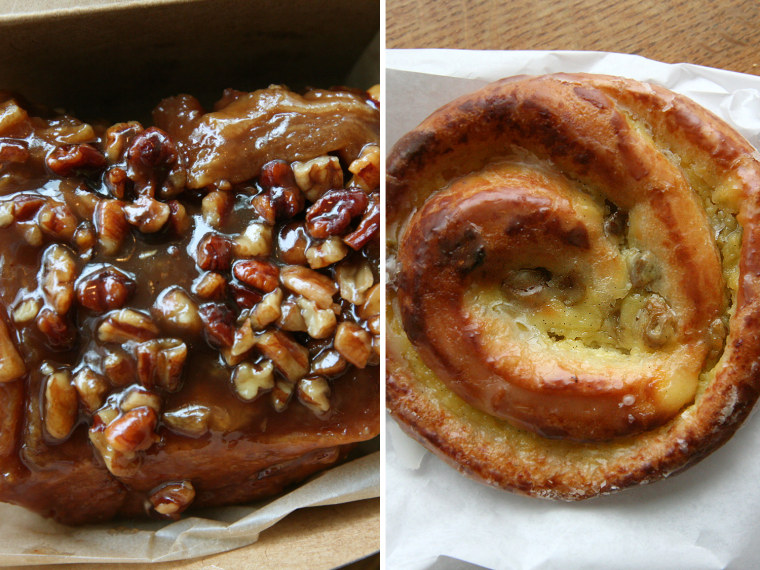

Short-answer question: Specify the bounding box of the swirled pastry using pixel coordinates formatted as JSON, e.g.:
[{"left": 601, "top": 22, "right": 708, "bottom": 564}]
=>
[{"left": 386, "top": 73, "right": 760, "bottom": 499}]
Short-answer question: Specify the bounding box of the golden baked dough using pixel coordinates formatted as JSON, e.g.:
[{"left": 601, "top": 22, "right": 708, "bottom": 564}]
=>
[{"left": 386, "top": 73, "right": 760, "bottom": 499}]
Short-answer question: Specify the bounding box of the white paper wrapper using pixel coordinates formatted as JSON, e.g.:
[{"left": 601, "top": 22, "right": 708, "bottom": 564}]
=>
[
  {"left": 386, "top": 49, "right": 760, "bottom": 570},
  {"left": 0, "top": 451, "right": 378, "bottom": 565}
]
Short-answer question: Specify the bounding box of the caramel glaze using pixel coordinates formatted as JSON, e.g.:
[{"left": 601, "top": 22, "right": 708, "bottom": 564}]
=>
[
  {"left": 0, "top": 86, "right": 380, "bottom": 523},
  {"left": 387, "top": 74, "right": 760, "bottom": 499}
]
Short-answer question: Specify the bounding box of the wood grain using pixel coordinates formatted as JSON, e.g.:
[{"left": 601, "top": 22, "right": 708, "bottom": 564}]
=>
[{"left": 387, "top": 0, "right": 760, "bottom": 75}]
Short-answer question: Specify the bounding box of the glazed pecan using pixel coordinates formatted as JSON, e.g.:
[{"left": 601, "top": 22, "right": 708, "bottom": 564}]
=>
[
  {"left": 94, "top": 199, "right": 130, "bottom": 256},
  {"left": 196, "top": 233, "right": 234, "bottom": 271},
  {"left": 305, "top": 236, "right": 348, "bottom": 269},
  {"left": 72, "top": 367, "right": 109, "bottom": 413},
  {"left": 0, "top": 139, "right": 28, "bottom": 163},
  {"left": 257, "top": 329, "right": 310, "bottom": 382},
  {"left": 98, "top": 309, "right": 159, "bottom": 344},
  {"left": 76, "top": 265, "right": 136, "bottom": 313},
  {"left": 163, "top": 404, "right": 211, "bottom": 437},
  {"left": 104, "top": 406, "right": 158, "bottom": 453},
  {"left": 344, "top": 191, "right": 379, "bottom": 250},
  {"left": 152, "top": 287, "right": 202, "bottom": 336},
  {"left": 126, "top": 127, "right": 180, "bottom": 196},
  {"left": 199, "top": 303, "right": 235, "bottom": 348},
  {"left": 37, "top": 200, "right": 78, "bottom": 241},
  {"left": 46, "top": 143, "right": 106, "bottom": 177},
  {"left": 305, "top": 188, "right": 368, "bottom": 239},
  {"left": 41, "top": 244, "right": 78, "bottom": 314},
  {"left": 291, "top": 155, "right": 343, "bottom": 202},
  {"left": 334, "top": 321, "right": 372, "bottom": 368},
  {"left": 258, "top": 160, "right": 305, "bottom": 220},
  {"left": 36, "top": 308, "right": 75, "bottom": 350},
  {"left": 297, "top": 376, "right": 331, "bottom": 415},
  {"left": 44, "top": 370, "right": 78, "bottom": 440},
  {"left": 277, "top": 221, "right": 310, "bottom": 265},
  {"left": 336, "top": 259, "right": 374, "bottom": 305},
  {"left": 232, "top": 360, "right": 275, "bottom": 401},
  {"left": 202, "top": 190, "right": 233, "bottom": 228},
  {"left": 123, "top": 196, "right": 171, "bottom": 233},
  {"left": 348, "top": 143, "right": 380, "bottom": 191},
  {"left": 280, "top": 265, "right": 337, "bottom": 310},
  {"left": 0, "top": 317, "right": 25, "bottom": 382},
  {"left": 233, "top": 259, "right": 280, "bottom": 293},
  {"left": 148, "top": 481, "right": 195, "bottom": 519},
  {"left": 135, "top": 338, "right": 187, "bottom": 391}
]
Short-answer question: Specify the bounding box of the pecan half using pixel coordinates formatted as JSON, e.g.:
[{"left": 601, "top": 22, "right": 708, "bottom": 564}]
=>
[
  {"left": 46, "top": 143, "right": 106, "bottom": 177},
  {"left": 94, "top": 199, "right": 130, "bottom": 256},
  {"left": 199, "top": 303, "right": 235, "bottom": 348},
  {"left": 37, "top": 200, "right": 78, "bottom": 242},
  {"left": 196, "top": 233, "right": 234, "bottom": 272},
  {"left": 73, "top": 367, "right": 109, "bottom": 413},
  {"left": 148, "top": 481, "right": 195, "bottom": 519},
  {"left": 135, "top": 338, "right": 187, "bottom": 392},
  {"left": 41, "top": 244, "right": 78, "bottom": 314},
  {"left": 98, "top": 309, "right": 159, "bottom": 343},
  {"left": 76, "top": 265, "right": 136, "bottom": 313},
  {"left": 280, "top": 265, "right": 337, "bottom": 310},
  {"left": 256, "top": 329, "right": 309, "bottom": 382},
  {"left": 233, "top": 259, "right": 280, "bottom": 293},
  {"left": 344, "top": 191, "right": 379, "bottom": 250},
  {"left": 104, "top": 406, "right": 158, "bottom": 453},
  {"left": 305, "top": 188, "right": 368, "bottom": 239},
  {"left": 44, "top": 369, "right": 78, "bottom": 440}
]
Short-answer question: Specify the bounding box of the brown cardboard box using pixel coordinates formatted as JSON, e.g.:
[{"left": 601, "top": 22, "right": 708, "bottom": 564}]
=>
[{"left": 0, "top": 1, "right": 379, "bottom": 567}]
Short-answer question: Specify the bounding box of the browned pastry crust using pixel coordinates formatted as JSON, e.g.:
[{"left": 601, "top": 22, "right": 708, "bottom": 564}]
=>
[{"left": 386, "top": 73, "right": 760, "bottom": 499}]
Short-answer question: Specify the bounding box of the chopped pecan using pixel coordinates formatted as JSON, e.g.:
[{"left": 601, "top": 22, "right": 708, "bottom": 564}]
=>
[
  {"left": 0, "top": 317, "right": 25, "bottom": 382},
  {"left": 73, "top": 222, "right": 97, "bottom": 257},
  {"left": 13, "top": 194, "right": 46, "bottom": 221},
  {"left": 104, "top": 406, "right": 158, "bottom": 453},
  {"left": 344, "top": 191, "right": 379, "bottom": 250},
  {"left": 280, "top": 265, "right": 337, "bottom": 310},
  {"left": 135, "top": 338, "right": 187, "bottom": 391},
  {"left": 152, "top": 287, "right": 202, "bottom": 336},
  {"left": 277, "top": 221, "right": 310, "bottom": 265},
  {"left": 36, "top": 308, "right": 75, "bottom": 350},
  {"left": 297, "top": 376, "right": 331, "bottom": 415},
  {"left": 196, "top": 233, "right": 234, "bottom": 271},
  {"left": 126, "top": 127, "right": 180, "bottom": 196},
  {"left": 94, "top": 199, "right": 130, "bottom": 256},
  {"left": 12, "top": 297, "right": 41, "bottom": 324},
  {"left": 291, "top": 156, "right": 343, "bottom": 202},
  {"left": 192, "top": 272, "right": 226, "bottom": 300},
  {"left": 104, "top": 166, "right": 130, "bottom": 199},
  {"left": 271, "top": 380, "right": 294, "bottom": 412},
  {"left": 305, "top": 236, "right": 348, "bottom": 269},
  {"left": 98, "top": 309, "right": 159, "bottom": 343},
  {"left": 230, "top": 318, "right": 257, "bottom": 358},
  {"left": 44, "top": 370, "right": 78, "bottom": 440},
  {"left": 199, "top": 303, "right": 235, "bottom": 348},
  {"left": 41, "top": 244, "right": 78, "bottom": 314},
  {"left": 348, "top": 144, "right": 380, "bottom": 191},
  {"left": 233, "top": 259, "right": 280, "bottom": 293},
  {"left": 0, "top": 201, "right": 12, "bottom": 228},
  {"left": 76, "top": 265, "right": 136, "bottom": 313},
  {"left": 46, "top": 143, "right": 106, "bottom": 177},
  {"left": 256, "top": 329, "right": 309, "bottom": 382},
  {"left": 73, "top": 367, "right": 109, "bottom": 413},
  {"left": 37, "top": 200, "right": 78, "bottom": 241},
  {"left": 310, "top": 349, "right": 347, "bottom": 377},
  {"left": 334, "top": 321, "right": 372, "bottom": 368},
  {"left": 235, "top": 222, "right": 273, "bottom": 258},
  {"left": 163, "top": 404, "right": 211, "bottom": 437},
  {"left": 104, "top": 121, "right": 143, "bottom": 164},
  {"left": 305, "top": 188, "right": 368, "bottom": 239},
  {"left": 228, "top": 281, "right": 263, "bottom": 309},
  {"left": 202, "top": 190, "right": 233, "bottom": 228},
  {"left": 258, "top": 160, "right": 305, "bottom": 220},
  {"left": 277, "top": 295, "right": 307, "bottom": 332},
  {"left": 120, "top": 385, "right": 161, "bottom": 413},
  {"left": 336, "top": 259, "right": 374, "bottom": 305},
  {"left": 103, "top": 348, "right": 136, "bottom": 386},
  {"left": 359, "top": 283, "right": 380, "bottom": 323},
  {"left": 167, "top": 200, "right": 191, "bottom": 236},
  {"left": 123, "top": 196, "right": 171, "bottom": 233},
  {"left": 250, "top": 288, "right": 283, "bottom": 330},
  {"left": 297, "top": 297, "right": 336, "bottom": 339},
  {"left": 148, "top": 481, "right": 195, "bottom": 519},
  {"left": 232, "top": 360, "right": 275, "bottom": 401}
]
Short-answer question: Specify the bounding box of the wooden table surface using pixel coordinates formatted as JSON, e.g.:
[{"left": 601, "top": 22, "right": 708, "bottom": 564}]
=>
[{"left": 387, "top": 0, "right": 760, "bottom": 75}]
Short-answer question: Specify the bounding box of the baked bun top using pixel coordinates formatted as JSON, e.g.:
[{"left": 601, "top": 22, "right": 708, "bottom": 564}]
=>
[{"left": 386, "top": 73, "right": 760, "bottom": 499}]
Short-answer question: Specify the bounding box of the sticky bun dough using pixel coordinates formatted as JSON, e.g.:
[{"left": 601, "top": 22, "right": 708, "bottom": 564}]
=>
[
  {"left": 386, "top": 73, "right": 760, "bottom": 499},
  {"left": 0, "top": 85, "right": 380, "bottom": 524}
]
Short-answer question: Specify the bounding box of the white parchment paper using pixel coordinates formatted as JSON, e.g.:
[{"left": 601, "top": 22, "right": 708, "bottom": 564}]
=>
[
  {"left": 0, "top": 451, "right": 378, "bottom": 565},
  {"left": 386, "top": 50, "right": 760, "bottom": 570}
]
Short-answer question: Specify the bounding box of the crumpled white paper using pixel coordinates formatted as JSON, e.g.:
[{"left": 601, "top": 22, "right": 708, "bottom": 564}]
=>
[
  {"left": 0, "top": 450, "right": 378, "bottom": 565},
  {"left": 385, "top": 49, "right": 760, "bottom": 570}
]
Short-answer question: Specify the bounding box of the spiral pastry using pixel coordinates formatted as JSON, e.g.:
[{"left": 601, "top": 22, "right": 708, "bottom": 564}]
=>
[{"left": 386, "top": 73, "right": 760, "bottom": 498}]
